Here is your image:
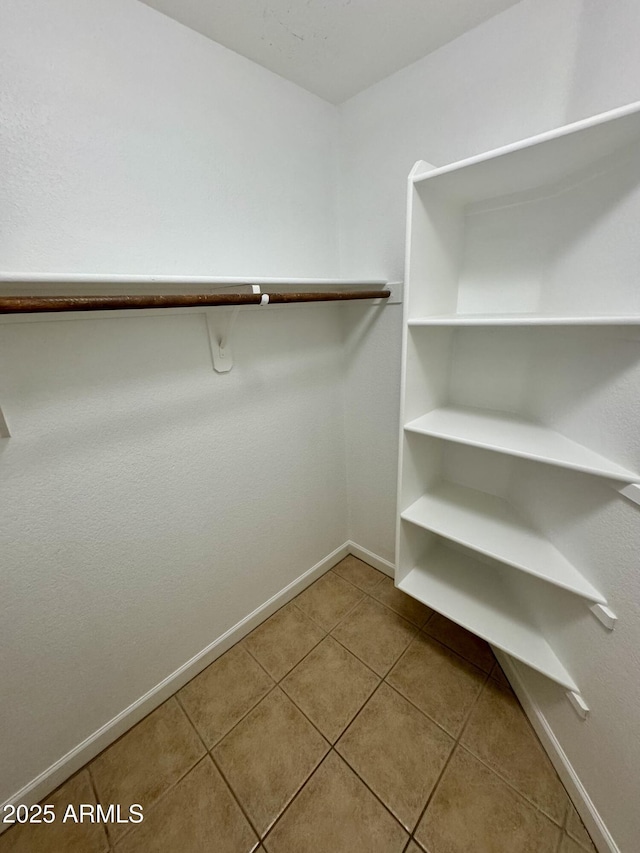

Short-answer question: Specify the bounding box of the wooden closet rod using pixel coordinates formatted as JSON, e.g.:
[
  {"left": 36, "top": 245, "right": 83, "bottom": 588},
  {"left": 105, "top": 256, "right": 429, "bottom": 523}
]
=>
[{"left": 0, "top": 290, "right": 390, "bottom": 314}]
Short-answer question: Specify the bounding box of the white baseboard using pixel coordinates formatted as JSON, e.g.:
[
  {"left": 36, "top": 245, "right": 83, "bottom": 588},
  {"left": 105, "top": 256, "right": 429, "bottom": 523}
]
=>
[
  {"left": 347, "top": 541, "right": 395, "bottom": 578},
  {"left": 494, "top": 650, "right": 619, "bottom": 853},
  {"left": 1, "top": 540, "right": 356, "bottom": 825}
]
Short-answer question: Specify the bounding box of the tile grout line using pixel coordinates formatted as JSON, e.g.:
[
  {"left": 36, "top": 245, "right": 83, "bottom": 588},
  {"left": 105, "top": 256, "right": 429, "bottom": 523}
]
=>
[
  {"left": 419, "top": 619, "right": 496, "bottom": 673},
  {"left": 327, "top": 743, "right": 413, "bottom": 840},
  {"left": 171, "top": 695, "right": 260, "bottom": 845},
  {"left": 262, "top": 741, "right": 411, "bottom": 849},
  {"left": 328, "top": 625, "right": 412, "bottom": 680},
  {"left": 325, "top": 582, "right": 422, "bottom": 677},
  {"left": 111, "top": 754, "right": 212, "bottom": 848},
  {"left": 260, "top": 749, "right": 336, "bottom": 847},
  {"left": 242, "top": 629, "right": 327, "bottom": 685},
  {"left": 236, "top": 639, "right": 283, "bottom": 683},
  {"left": 451, "top": 667, "right": 572, "bottom": 830},
  {"left": 461, "top": 661, "right": 581, "bottom": 834},
  {"left": 405, "top": 668, "right": 492, "bottom": 841},
  {"left": 455, "top": 669, "right": 493, "bottom": 745},
  {"left": 378, "top": 632, "right": 491, "bottom": 740},
  {"left": 457, "top": 739, "right": 569, "bottom": 829},
  {"left": 190, "top": 681, "right": 279, "bottom": 758},
  {"left": 207, "top": 748, "right": 266, "bottom": 843},
  {"left": 214, "top": 730, "right": 331, "bottom": 842},
  {"left": 380, "top": 677, "right": 459, "bottom": 744},
  {"left": 279, "top": 662, "right": 381, "bottom": 747},
  {"left": 332, "top": 567, "right": 387, "bottom": 595},
  {"left": 86, "top": 763, "right": 111, "bottom": 852},
  {"left": 291, "top": 587, "right": 365, "bottom": 635},
  {"left": 368, "top": 588, "right": 435, "bottom": 629}
]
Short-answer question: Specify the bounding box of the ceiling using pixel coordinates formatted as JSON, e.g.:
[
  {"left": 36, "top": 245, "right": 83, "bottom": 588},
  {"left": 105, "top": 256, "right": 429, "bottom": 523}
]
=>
[{"left": 138, "top": 0, "right": 523, "bottom": 104}]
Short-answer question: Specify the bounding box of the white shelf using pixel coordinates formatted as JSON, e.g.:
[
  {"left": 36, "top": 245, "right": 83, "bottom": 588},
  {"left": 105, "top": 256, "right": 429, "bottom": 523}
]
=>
[
  {"left": 398, "top": 544, "right": 578, "bottom": 691},
  {"left": 409, "top": 314, "right": 640, "bottom": 327},
  {"left": 405, "top": 406, "right": 638, "bottom": 483},
  {"left": 400, "top": 481, "right": 605, "bottom": 603},
  {"left": 411, "top": 100, "right": 640, "bottom": 202}
]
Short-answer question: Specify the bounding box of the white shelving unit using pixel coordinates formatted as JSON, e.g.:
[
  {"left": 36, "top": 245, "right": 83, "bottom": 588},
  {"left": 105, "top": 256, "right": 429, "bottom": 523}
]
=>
[
  {"left": 401, "top": 482, "right": 605, "bottom": 602},
  {"left": 396, "top": 101, "right": 640, "bottom": 699},
  {"left": 409, "top": 314, "right": 640, "bottom": 326},
  {"left": 398, "top": 544, "right": 578, "bottom": 691},
  {"left": 404, "top": 406, "right": 639, "bottom": 482}
]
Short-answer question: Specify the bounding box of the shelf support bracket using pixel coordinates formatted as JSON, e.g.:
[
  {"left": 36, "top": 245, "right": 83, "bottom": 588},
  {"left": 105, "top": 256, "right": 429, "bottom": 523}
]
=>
[
  {"left": 566, "top": 691, "right": 590, "bottom": 720},
  {"left": 590, "top": 603, "right": 617, "bottom": 630},
  {"left": 618, "top": 482, "right": 640, "bottom": 507},
  {"left": 0, "top": 404, "right": 10, "bottom": 438}
]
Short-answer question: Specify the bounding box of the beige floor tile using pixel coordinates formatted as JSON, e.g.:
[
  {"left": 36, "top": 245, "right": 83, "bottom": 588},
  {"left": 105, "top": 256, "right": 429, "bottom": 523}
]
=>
[
  {"left": 566, "top": 804, "right": 596, "bottom": 851},
  {"left": 387, "top": 633, "right": 485, "bottom": 736},
  {"left": 461, "top": 679, "right": 569, "bottom": 824},
  {"left": 423, "top": 613, "right": 495, "bottom": 672},
  {"left": 405, "top": 843, "right": 425, "bottom": 853},
  {"left": 91, "top": 697, "right": 205, "bottom": 842},
  {"left": 370, "top": 577, "right": 433, "bottom": 627},
  {"left": 213, "top": 688, "right": 329, "bottom": 836},
  {"left": 331, "top": 598, "right": 417, "bottom": 676},
  {"left": 0, "top": 771, "right": 108, "bottom": 853},
  {"left": 243, "top": 603, "right": 324, "bottom": 681},
  {"left": 415, "top": 747, "right": 562, "bottom": 853},
  {"left": 336, "top": 683, "right": 454, "bottom": 831},
  {"left": 294, "top": 572, "right": 363, "bottom": 631},
  {"left": 264, "top": 752, "right": 408, "bottom": 853},
  {"left": 115, "top": 757, "right": 258, "bottom": 853},
  {"left": 560, "top": 835, "right": 592, "bottom": 853},
  {"left": 332, "top": 555, "right": 385, "bottom": 593},
  {"left": 179, "top": 644, "right": 273, "bottom": 747},
  {"left": 281, "top": 636, "right": 379, "bottom": 742}
]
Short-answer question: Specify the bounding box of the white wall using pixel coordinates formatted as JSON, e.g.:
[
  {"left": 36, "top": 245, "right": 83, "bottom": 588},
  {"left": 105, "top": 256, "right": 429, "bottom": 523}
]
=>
[
  {"left": 338, "top": 1, "right": 640, "bottom": 850},
  {"left": 0, "top": 0, "right": 340, "bottom": 276},
  {"left": 0, "top": 0, "right": 347, "bottom": 806}
]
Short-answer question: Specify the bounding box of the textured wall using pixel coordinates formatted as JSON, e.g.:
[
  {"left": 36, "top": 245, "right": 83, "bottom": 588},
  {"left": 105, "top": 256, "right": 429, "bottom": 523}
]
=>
[
  {"left": 3, "top": 1, "right": 640, "bottom": 849},
  {"left": 0, "top": 0, "right": 346, "bottom": 805},
  {"left": 0, "top": 0, "right": 339, "bottom": 275}
]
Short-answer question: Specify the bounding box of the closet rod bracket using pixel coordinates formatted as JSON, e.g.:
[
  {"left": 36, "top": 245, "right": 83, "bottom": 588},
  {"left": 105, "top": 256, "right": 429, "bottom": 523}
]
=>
[
  {"left": 206, "top": 286, "right": 269, "bottom": 373},
  {"left": 207, "top": 305, "right": 240, "bottom": 374}
]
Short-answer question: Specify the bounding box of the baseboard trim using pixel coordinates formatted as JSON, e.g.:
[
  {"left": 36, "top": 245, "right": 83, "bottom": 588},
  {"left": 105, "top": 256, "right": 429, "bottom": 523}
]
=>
[
  {"left": 494, "top": 650, "right": 619, "bottom": 853},
  {"left": 347, "top": 541, "right": 395, "bottom": 578},
  {"left": 1, "top": 541, "right": 353, "bottom": 824}
]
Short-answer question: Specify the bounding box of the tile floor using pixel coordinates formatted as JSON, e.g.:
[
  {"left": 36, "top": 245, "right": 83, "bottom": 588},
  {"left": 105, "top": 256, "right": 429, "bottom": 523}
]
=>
[{"left": 0, "top": 556, "right": 598, "bottom": 853}]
